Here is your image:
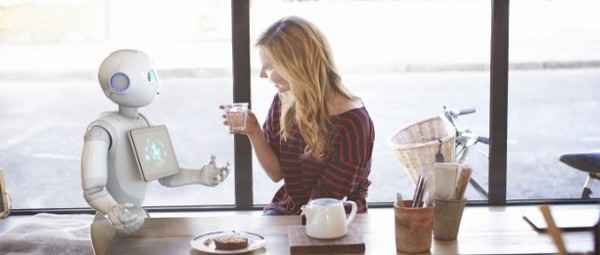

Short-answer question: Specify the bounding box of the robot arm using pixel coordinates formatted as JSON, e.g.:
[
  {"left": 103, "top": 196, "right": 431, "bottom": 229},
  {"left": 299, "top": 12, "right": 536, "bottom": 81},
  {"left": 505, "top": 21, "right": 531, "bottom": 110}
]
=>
[
  {"left": 81, "top": 126, "right": 114, "bottom": 214},
  {"left": 81, "top": 126, "right": 144, "bottom": 233},
  {"left": 158, "top": 155, "right": 230, "bottom": 187}
]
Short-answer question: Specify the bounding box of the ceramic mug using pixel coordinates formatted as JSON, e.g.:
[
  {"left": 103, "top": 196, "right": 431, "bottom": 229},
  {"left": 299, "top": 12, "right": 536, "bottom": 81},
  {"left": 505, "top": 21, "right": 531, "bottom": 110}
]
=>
[{"left": 301, "top": 198, "right": 357, "bottom": 239}]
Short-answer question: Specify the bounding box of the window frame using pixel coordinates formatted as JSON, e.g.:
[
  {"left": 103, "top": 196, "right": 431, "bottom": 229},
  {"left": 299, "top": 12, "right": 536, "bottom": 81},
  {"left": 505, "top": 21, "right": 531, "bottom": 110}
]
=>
[{"left": 9, "top": 0, "right": 598, "bottom": 216}]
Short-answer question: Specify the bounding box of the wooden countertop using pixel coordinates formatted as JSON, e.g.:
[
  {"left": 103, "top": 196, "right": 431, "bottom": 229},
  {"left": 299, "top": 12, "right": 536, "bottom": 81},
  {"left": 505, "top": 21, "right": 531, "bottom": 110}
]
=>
[{"left": 106, "top": 204, "right": 596, "bottom": 254}]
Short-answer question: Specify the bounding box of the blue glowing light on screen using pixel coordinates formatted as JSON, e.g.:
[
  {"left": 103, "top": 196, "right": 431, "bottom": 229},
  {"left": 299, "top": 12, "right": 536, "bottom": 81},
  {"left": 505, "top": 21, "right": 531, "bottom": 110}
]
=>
[{"left": 143, "top": 138, "right": 167, "bottom": 167}]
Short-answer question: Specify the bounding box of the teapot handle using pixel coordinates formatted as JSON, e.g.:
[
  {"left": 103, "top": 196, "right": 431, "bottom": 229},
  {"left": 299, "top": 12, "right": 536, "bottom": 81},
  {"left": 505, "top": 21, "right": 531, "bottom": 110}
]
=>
[{"left": 344, "top": 200, "right": 357, "bottom": 226}]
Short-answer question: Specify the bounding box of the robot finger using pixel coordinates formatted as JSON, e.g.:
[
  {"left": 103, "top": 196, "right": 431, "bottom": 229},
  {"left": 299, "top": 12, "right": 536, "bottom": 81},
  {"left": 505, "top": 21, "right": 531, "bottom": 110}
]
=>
[
  {"left": 210, "top": 177, "right": 221, "bottom": 186},
  {"left": 111, "top": 205, "right": 129, "bottom": 218},
  {"left": 126, "top": 216, "right": 145, "bottom": 231},
  {"left": 121, "top": 213, "right": 142, "bottom": 226},
  {"left": 117, "top": 210, "right": 133, "bottom": 221},
  {"left": 112, "top": 222, "right": 127, "bottom": 232},
  {"left": 120, "top": 202, "right": 135, "bottom": 209},
  {"left": 222, "top": 165, "right": 231, "bottom": 174},
  {"left": 221, "top": 169, "right": 230, "bottom": 178},
  {"left": 123, "top": 219, "right": 143, "bottom": 234}
]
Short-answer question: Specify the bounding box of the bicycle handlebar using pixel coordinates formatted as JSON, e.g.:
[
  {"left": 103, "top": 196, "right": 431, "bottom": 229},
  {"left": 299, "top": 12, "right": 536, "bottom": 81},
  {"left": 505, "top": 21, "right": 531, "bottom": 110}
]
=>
[
  {"left": 444, "top": 106, "right": 490, "bottom": 146},
  {"left": 444, "top": 106, "right": 476, "bottom": 120},
  {"left": 457, "top": 107, "right": 476, "bottom": 115},
  {"left": 478, "top": 136, "right": 490, "bottom": 145}
]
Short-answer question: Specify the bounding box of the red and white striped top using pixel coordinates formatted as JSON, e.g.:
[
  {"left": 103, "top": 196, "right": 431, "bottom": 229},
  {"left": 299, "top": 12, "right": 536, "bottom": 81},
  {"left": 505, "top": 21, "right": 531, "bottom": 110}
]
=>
[{"left": 262, "top": 94, "right": 375, "bottom": 215}]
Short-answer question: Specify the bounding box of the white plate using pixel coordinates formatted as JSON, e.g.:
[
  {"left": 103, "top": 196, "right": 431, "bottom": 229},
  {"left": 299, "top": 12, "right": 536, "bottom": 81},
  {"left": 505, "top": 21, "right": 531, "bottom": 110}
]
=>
[{"left": 190, "top": 230, "right": 266, "bottom": 254}]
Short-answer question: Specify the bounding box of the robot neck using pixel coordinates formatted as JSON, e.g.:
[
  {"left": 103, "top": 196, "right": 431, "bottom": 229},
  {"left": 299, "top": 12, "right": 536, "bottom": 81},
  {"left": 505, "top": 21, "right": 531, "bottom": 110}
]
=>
[{"left": 119, "top": 105, "right": 139, "bottom": 119}]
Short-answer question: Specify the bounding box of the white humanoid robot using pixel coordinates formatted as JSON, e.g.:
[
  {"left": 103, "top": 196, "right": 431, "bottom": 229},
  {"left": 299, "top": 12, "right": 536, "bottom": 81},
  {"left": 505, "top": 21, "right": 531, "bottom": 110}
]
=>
[{"left": 81, "top": 49, "right": 230, "bottom": 255}]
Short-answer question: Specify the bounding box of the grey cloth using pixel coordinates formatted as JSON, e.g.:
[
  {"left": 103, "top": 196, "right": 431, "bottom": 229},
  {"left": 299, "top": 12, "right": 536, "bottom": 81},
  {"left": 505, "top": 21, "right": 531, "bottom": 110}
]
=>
[{"left": 0, "top": 213, "right": 94, "bottom": 255}]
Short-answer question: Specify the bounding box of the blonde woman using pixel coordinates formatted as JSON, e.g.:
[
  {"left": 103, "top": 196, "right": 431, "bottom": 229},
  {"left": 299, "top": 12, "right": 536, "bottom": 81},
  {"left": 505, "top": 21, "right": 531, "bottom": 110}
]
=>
[{"left": 224, "top": 16, "right": 375, "bottom": 215}]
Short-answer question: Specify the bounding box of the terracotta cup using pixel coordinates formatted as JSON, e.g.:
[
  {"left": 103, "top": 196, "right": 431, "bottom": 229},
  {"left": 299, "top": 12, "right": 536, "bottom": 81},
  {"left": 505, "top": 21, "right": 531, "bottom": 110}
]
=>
[{"left": 394, "top": 200, "right": 435, "bottom": 254}]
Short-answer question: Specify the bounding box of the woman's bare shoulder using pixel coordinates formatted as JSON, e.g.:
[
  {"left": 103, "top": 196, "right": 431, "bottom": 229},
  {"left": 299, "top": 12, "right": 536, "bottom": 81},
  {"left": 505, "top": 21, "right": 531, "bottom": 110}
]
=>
[{"left": 330, "top": 97, "right": 363, "bottom": 116}]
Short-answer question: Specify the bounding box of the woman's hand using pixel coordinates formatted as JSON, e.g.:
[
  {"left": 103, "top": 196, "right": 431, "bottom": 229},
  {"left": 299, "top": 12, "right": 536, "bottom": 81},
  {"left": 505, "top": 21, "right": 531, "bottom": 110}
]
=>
[
  {"left": 220, "top": 105, "right": 282, "bottom": 182},
  {"left": 244, "top": 110, "right": 262, "bottom": 137},
  {"left": 220, "top": 105, "right": 261, "bottom": 136}
]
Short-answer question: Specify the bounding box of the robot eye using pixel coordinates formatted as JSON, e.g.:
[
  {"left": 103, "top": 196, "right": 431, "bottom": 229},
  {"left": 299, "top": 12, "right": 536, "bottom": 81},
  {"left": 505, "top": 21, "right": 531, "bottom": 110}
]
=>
[
  {"left": 147, "top": 69, "right": 158, "bottom": 83},
  {"left": 109, "top": 72, "right": 130, "bottom": 93}
]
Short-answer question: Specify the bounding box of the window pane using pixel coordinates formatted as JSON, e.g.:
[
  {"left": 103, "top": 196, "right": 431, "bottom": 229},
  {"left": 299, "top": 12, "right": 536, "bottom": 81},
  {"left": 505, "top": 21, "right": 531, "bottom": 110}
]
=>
[
  {"left": 507, "top": 0, "right": 600, "bottom": 199},
  {"left": 0, "top": 0, "right": 234, "bottom": 209},
  {"left": 249, "top": 0, "right": 491, "bottom": 205}
]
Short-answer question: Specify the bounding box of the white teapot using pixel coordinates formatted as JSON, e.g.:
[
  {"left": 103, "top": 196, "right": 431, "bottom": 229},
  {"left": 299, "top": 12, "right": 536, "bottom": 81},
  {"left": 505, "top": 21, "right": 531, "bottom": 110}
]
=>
[{"left": 301, "top": 198, "right": 357, "bottom": 239}]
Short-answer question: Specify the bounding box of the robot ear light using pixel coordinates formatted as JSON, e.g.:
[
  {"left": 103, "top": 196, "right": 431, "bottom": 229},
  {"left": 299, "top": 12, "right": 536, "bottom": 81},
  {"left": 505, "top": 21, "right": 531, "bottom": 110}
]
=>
[
  {"left": 147, "top": 69, "right": 158, "bottom": 83},
  {"left": 109, "top": 72, "right": 130, "bottom": 93}
]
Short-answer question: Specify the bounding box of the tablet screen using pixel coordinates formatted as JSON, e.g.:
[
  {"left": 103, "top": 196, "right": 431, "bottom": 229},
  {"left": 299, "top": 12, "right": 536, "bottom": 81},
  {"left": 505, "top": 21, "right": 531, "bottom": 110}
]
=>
[{"left": 129, "top": 125, "right": 180, "bottom": 181}]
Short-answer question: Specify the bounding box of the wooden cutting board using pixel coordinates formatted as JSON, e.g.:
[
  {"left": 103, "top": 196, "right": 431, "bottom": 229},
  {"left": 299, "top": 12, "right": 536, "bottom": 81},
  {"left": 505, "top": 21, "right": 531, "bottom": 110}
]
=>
[{"left": 288, "top": 224, "right": 365, "bottom": 254}]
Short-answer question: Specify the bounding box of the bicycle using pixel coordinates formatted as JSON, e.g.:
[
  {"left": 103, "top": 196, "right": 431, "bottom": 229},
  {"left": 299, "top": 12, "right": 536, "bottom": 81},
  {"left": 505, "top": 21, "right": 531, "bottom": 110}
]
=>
[
  {"left": 442, "top": 106, "right": 490, "bottom": 199},
  {"left": 559, "top": 151, "right": 600, "bottom": 199},
  {"left": 444, "top": 107, "right": 600, "bottom": 200}
]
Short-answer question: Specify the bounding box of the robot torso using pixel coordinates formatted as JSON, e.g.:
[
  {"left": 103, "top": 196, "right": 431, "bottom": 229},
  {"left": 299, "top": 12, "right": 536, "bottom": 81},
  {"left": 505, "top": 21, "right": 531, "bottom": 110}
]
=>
[{"left": 86, "top": 111, "right": 151, "bottom": 205}]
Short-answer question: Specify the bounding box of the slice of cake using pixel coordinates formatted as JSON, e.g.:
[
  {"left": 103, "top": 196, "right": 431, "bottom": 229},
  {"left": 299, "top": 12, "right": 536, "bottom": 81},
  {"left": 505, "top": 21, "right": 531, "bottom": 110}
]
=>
[{"left": 213, "top": 234, "right": 249, "bottom": 250}]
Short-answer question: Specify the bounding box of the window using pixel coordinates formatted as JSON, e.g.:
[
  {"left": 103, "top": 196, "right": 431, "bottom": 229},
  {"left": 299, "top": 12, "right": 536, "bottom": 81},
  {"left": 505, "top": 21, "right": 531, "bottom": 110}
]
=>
[
  {"left": 1, "top": 0, "right": 596, "bottom": 213},
  {"left": 0, "top": 0, "right": 235, "bottom": 209},
  {"left": 249, "top": 0, "right": 492, "bottom": 204},
  {"left": 507, "top": 0, "right": 600, "bottom": 200}
]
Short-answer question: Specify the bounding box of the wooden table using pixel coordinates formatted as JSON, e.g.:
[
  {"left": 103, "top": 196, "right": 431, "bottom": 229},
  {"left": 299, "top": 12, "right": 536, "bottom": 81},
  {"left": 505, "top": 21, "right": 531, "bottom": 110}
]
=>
[{"left": 105, "top": 205, "right": 596, "bottom": 254}]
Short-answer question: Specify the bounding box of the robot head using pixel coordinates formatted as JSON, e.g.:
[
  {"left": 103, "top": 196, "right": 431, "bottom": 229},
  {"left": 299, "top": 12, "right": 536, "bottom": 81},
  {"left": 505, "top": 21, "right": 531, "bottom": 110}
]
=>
[{"left": 98, "top": 49, "right": 160, "bottom": 107}]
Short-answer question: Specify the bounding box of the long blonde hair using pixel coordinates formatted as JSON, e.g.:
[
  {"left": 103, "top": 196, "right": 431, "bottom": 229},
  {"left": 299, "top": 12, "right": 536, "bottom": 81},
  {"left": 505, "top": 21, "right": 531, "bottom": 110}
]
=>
[{"left": 255, "top": 16, "right": 356, "bottom": 160}]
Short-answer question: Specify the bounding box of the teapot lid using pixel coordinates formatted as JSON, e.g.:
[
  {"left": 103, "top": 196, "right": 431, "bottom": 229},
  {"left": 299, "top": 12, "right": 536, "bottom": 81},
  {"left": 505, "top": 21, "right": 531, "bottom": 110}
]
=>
[{"left": 311, "top": 198, "right": 342, "bottom": 206}]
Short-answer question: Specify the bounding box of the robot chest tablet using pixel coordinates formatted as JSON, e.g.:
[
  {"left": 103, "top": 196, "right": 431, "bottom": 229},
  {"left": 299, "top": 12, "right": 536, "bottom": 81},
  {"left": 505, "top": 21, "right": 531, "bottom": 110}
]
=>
[{"left": 128, "top": 125, "right": 180, "bottom": 182}]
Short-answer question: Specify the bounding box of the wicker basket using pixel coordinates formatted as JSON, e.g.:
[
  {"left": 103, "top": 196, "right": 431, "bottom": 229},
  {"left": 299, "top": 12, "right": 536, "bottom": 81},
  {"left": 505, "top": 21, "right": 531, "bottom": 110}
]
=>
[{"left": 388, "top": 115, "right": 456, "bottom": 186}]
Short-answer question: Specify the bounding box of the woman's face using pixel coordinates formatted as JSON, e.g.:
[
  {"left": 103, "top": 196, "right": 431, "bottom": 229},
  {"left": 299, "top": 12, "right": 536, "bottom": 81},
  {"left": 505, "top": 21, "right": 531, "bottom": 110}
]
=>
[{"left": 259, "top": 49, "right": 290, "bottom": 93}]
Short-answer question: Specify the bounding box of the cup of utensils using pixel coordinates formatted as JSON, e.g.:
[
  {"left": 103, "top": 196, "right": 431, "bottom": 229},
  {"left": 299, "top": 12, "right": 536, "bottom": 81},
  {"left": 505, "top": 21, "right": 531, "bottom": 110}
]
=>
[
  {"left": 393, "top": 169, "right": 436, "bottom": 253},
  {"left": 432, "top": 162, "right": 472, "bottom": 240}
]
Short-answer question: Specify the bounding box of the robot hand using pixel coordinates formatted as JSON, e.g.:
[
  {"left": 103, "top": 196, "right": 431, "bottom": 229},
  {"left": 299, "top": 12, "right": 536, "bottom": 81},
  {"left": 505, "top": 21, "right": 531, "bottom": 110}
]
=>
[
  {"left": 199, "top": 155, "right": 231, "bottom": 187},
  {"left": 157, "top": 155, "right": 230, "bottom": 187},
  {"left": 106, "top": 203, "right": 145, "bottom": 234}
]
